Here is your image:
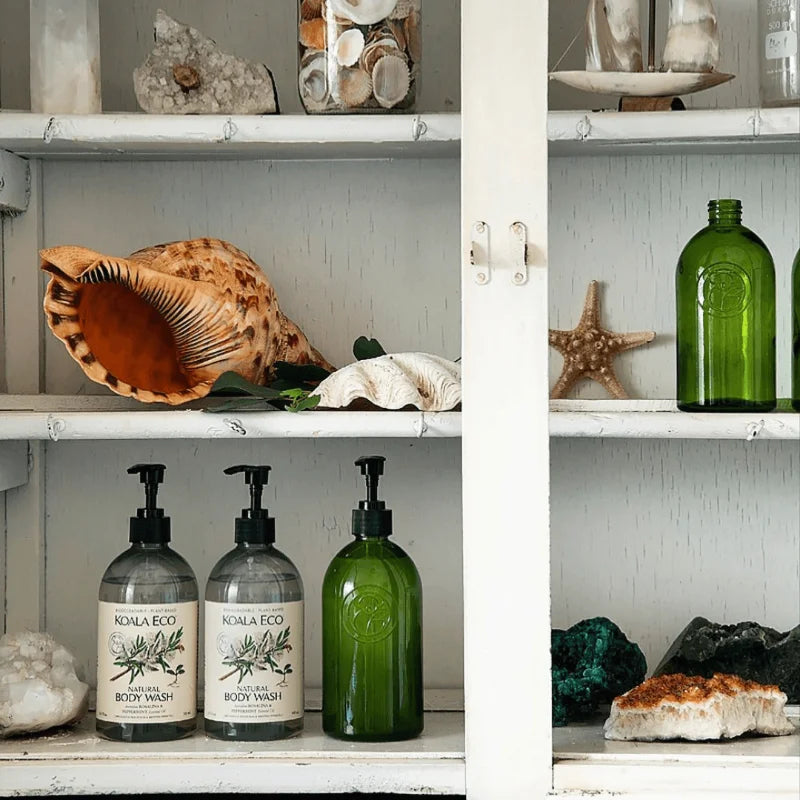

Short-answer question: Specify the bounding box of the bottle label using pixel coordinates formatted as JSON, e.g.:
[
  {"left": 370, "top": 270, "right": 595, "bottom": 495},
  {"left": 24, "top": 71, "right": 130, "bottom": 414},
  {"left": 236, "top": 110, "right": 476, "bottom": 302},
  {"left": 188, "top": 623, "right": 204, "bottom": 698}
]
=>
[
  {"left": 766, "top": 30, "right": 798, "bottom": 60},
  {"left": 204, "top": 600, "right": 303, "bottom": 723},
  {"left": 96, "top": 601, "right": 197, "bottom": 724},
  {"left": 697, "top": 263, "right": 752, "bottom": 318}
]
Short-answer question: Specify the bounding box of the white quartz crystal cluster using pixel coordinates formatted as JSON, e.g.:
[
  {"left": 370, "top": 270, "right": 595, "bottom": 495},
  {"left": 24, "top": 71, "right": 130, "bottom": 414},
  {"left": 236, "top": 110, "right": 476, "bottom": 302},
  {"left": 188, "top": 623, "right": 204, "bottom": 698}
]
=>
[
  {"left": 0, "top": 632, "right": 89, "bottom": 737},
  {"left": 134, "top": 10, "right": 278, "bottom": 114}
]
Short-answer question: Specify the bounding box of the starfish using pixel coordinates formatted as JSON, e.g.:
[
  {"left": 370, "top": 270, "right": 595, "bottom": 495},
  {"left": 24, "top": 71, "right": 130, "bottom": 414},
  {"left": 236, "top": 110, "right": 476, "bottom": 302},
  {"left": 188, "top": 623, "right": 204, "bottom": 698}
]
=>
[{"left": 549, "top": 281, "right": 655, "bottom": 400}]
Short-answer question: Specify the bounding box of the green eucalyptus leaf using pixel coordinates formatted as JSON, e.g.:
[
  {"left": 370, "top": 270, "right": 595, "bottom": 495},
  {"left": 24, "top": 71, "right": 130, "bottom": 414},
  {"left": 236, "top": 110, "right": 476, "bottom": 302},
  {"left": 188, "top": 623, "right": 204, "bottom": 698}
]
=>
[
  {"left": 204, "top": 398, "right": 280, "bottom": 414},
  {"left": 353, "top": 336, "right": 387, "bottom": 361},
  {"left": 273, "top": 361, "right": 331, "bottom": 387},
  {"left": 210, "top": 371, "right": 282, "bottom": 399}
]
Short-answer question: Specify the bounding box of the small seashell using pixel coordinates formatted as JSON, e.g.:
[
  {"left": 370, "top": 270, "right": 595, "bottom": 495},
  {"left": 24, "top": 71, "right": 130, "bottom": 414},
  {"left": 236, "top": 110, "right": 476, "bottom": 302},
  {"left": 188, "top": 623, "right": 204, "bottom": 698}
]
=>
[
  {"left": 372, "top": 54, "right": 410, "bottom": 108},
  {"left": 299, "top": 51, "right": 330, "bottom": 111},
  {"left": 332, "top": 67, "right": 373, "bottom": 107},
  {"left": 387, "top": 20, "right": 406, "bottom": 52},
  {"left": 334, "top": 28, "right": 366, "bottom": 67},
  {"left": 389, "top": 0, "right": 420, "bottom": 19},
  {"left": 299, "top": 17, "right": 326, "bottom": 50},
  {"left": 360, "top": 39, "right": 403, "bottom": 72},
  {"left": 300, "top": 0, "right": 323, "bottom": 20},
  {"left": 327, "top": 0, "right": 397, "bottom": 26},
  {"left": 404, "top": 10, "right": 421, "bottom": 63},
  {"left": 311, "top": 353, "right": 462, "bottom": 411}
]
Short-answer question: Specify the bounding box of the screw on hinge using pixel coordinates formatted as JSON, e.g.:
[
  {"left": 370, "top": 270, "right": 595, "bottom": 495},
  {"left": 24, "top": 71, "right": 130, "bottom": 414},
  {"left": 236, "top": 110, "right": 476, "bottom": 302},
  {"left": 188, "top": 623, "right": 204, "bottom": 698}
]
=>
[{"left": 746, "top": 420, "right": 765, "bottom": 442}]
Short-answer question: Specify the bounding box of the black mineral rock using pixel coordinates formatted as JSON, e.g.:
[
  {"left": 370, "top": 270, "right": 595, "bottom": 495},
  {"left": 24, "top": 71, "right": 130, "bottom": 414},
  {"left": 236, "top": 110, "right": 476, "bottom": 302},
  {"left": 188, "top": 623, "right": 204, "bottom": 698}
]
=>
[
  {"left": 551, "top": 617, "right": 647, "bottom": 727},
  {"left": 654, "top": 617, "right": 800, "bottom": 703}
]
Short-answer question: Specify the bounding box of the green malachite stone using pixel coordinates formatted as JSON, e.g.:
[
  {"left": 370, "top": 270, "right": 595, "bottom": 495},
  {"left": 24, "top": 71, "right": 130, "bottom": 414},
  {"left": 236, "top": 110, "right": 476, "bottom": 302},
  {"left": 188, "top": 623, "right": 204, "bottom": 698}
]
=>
[
  {"left": 551, "top": 617, "right": 647, "bottom": 727},
  {"left": 654, "top": 617, "right": 800, "bottom": 703}
]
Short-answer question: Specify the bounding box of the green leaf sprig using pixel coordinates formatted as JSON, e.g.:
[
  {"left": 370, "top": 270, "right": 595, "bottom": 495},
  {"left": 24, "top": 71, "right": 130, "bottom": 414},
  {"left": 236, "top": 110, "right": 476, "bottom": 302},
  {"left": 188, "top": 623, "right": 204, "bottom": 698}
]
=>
[
  {"left": 110, "top": 628, "right": 185, "bottom": 685},
  {"left": 220, "top": 626, "right": 293, "bottom": 685}
]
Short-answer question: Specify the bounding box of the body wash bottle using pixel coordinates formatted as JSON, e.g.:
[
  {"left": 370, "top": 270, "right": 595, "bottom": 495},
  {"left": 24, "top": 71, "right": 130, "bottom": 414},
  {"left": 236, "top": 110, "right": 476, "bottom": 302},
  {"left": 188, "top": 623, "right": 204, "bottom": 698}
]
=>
[
  {"left": 204, "top": 465, "right": 304, "bottom": 741},
  {"left": 322, "top": 456, "right": 423, "bottom": 741},
  {"left": 96, "top": 464, "right": 198, "bottom": 742}
]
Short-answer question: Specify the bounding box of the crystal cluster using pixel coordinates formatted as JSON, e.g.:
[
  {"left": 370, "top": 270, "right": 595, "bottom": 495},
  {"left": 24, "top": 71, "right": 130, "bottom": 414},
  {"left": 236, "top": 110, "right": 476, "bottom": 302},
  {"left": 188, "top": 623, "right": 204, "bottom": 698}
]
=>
[
  {"left": 654, "top": 617, "right": 800, "bottom": 703},
  {"left": 134, "top": 11, "right": 278, "bottom": 115},
  {"left": 552, "top": 617, "right": 647, "bottom": 726},
  {"left": 0, "top": 632, "right": 89, "bottom": 737}
]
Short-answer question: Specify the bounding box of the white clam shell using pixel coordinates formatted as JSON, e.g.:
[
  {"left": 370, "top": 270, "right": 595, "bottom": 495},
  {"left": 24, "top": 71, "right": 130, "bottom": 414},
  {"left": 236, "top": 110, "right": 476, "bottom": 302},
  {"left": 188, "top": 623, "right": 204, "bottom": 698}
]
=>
[
  {"left": 372, "top": 54, "right": 411, "bottom": 108},
  {"left": 311, "top": 353, "right": 462, "bottom": 411},
  {"left": 328, "top": 0, "right": 398, "bottom": 26},
  {"left": 334, "top": 28, "right": 366, "bottom": 67},
  {"left": 299, "top": 52, "right": 330, "bottom": 111}
]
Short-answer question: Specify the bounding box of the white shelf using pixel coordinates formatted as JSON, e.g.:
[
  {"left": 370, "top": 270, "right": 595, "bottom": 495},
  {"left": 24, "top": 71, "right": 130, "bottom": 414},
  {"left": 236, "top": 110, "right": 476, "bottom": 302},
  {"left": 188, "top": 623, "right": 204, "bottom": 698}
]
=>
[
  {"left": 0, "top": 112, "right": 460, "bottom": 160},
  {"left": 0, "top": 397, "right": 798, "bottom": 441},
  {"left": 550, "top": 399, "right": 800, "bottom": 441},
  {"left": 1, "top": 108, "right": 797, "bottom": 161},
  {"left": 0, "top": 711, "right": 465, "bottom": 796},
  {"left": 549, "top": 107, "right": 800, "bottom": 156},
  {"left": 552, "top": 718, "right": 800, "bottom": 798},
  {"left": 0, "top": 397, "right": 460, "bottom": 440}
]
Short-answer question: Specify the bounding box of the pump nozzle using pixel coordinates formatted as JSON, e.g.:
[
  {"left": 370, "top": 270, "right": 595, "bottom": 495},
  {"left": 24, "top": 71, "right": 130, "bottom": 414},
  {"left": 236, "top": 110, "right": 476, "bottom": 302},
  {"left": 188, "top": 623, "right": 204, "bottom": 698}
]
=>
[
  {"left": 224, "top": 465, "right": 275, "bottom": 544},
  {"left": 352, "top": 456, "right": 392, "bottom": 537},
  {"left": 127, "top": 463, "right": 170, "bottom": 543}
]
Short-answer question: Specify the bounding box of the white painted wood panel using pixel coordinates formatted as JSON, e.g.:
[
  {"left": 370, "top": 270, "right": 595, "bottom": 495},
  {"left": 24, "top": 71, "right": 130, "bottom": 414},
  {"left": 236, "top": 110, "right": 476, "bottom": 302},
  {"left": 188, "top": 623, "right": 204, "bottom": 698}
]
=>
[
  {"left": 551, "top": 438, "right": 800, "bottom": 671},
  {"left": 0, "top": 711, "right": 466, "bottom": 796},
  {"left": 0, "top": 0, "right": 460, "bottom": 114},
  {"left": 43, "top": 438, "right": 463, "bottom": 692},
  {"left": 549, "top": 153, "right": 800, "bottom": 400},
  {"left": 40, "top": 157, "right": 460, "bottom": 393}
]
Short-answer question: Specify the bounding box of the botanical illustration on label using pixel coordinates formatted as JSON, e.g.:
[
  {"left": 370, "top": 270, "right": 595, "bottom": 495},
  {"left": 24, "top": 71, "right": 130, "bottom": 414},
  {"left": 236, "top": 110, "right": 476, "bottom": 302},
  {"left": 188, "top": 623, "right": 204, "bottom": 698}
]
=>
[
  {"left": 204, "top": 601, "right": 303, "bottom": 723},
  {"left": 342, "top": 586, "right": 396, "bottom": 643},
  {"left": 96, "top": 601, "right": 198, "bottom": 724},
  {"left": 698, "top": 263, "right": 752, "bottom": 318}
]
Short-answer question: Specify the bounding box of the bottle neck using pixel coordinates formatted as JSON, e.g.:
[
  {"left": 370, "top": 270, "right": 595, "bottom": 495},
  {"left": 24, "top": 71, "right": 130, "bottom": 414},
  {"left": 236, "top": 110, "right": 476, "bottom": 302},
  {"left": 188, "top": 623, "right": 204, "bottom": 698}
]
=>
[
  {"left": 708, "top": 199, "right": 742, "bottom": 226},
  {"left": 237, "top": 540, "right": 270, "bottom": 550},
  {"left": 130, "top": 541, "right": 169, "bottom": 551}
]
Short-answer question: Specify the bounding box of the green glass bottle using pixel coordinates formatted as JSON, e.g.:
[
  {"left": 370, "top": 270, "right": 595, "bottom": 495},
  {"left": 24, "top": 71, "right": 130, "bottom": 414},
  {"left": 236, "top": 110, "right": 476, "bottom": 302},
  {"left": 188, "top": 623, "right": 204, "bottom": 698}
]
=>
[
  {"left": 676, "top": 199, "right": 776, "bottom": 412},
  {"left": 322, "top": 456, "right": 423, "bottom": 742},
  {"left": 792, "top": 249, "right": 800, "bottom": 412}
]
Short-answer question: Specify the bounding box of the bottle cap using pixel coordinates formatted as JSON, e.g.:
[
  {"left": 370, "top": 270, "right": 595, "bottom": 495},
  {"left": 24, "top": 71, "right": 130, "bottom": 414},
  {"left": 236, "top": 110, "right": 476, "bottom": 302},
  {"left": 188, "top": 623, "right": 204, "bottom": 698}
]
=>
[
  {"left": 225, "top": 465, "right": 275, "bottom": 545},
  {"left": 352, "top": 456, "right": 392, "bottom": 538},
  {"left": 128, "top": 463, "right": 171, "bottom": 543}
]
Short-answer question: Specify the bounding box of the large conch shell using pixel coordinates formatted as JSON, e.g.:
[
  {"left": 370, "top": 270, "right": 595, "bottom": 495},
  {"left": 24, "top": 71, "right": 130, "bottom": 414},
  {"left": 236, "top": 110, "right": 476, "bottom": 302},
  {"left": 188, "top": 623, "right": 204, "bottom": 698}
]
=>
[
  {"left": 311, "top": 353, "right": 461, "bottom": 411},
  {"left": 41, "top": 238, "right": 333, "bottom": 405}
]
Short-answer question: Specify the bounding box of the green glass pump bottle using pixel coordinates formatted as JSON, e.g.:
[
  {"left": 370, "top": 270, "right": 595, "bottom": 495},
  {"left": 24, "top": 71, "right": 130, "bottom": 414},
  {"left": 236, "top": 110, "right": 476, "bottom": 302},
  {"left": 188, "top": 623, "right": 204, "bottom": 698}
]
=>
[
  {"left": 676, "top": 199, "right": 776, "bottom": 412},
  {"left": 322, "top": 456, "right": 423, "bottom": 742},
  {"left": 792, "top": 249, "right": 800, "bottom": 411}
]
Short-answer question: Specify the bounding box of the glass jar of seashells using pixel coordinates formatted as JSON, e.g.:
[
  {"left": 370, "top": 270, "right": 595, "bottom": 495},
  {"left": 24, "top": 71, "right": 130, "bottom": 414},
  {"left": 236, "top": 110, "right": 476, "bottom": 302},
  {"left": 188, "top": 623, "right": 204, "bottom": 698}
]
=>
[{"left": 298, "top": 0, "right": 421, "bottom": 113}]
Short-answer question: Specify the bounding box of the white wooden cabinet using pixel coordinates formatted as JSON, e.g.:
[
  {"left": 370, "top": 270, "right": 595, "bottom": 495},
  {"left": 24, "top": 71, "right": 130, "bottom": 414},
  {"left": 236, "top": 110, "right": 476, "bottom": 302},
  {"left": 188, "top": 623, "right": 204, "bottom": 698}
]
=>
[{"left": 0, "top": 0, "right": 798, "bottom": 797}]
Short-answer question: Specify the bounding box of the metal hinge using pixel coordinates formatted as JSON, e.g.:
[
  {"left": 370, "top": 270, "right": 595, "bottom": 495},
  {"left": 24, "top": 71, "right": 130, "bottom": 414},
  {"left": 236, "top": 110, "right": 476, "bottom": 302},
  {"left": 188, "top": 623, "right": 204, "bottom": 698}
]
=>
[{"left": 470, "top": 221, "right": 490, "bottom": 284}]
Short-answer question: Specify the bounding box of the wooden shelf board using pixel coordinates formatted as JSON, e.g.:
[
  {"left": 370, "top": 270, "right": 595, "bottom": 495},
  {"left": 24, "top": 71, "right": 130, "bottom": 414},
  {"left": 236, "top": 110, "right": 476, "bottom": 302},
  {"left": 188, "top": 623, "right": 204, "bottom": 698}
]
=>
[
  {"left": 548, "top": 107, "right": 800, "bottom": 156},
  {"left": 0, "top": 711, "right": 465, "bottom": 796},
  {"left": 553, "top": 717, "right": 800, "bottom": 796},
  {"left": 0, "top": 397, "right": 797, "bottom": 440},
  {"left": 1, "top": 109, "right": 797, "bottom": 161},
  {"left": 0, "top": 112, "right": 460, "bottom": 161}
]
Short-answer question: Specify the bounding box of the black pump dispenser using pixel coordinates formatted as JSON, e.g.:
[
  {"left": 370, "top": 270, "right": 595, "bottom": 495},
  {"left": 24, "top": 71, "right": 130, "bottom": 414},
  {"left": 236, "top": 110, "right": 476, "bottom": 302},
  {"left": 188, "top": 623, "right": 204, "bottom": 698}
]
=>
[
  {"left": 128, "top": 463, "right": 170, "bottom": 543},
  {"left": 352, "top": 456, "right": 392, "bottom": 538},
  {"left": 225, "top": 465, "right": 275, "bottom": 544}
]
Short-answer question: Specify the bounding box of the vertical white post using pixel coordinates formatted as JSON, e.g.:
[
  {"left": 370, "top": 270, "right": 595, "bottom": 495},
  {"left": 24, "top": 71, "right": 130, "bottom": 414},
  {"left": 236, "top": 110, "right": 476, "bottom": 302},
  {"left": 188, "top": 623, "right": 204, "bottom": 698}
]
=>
[
  {"left": 461, "top": 0, "right": 551, "bottom": 797},
  {"left": 2, "top": 160, "right": 46, "bottom": 631}
]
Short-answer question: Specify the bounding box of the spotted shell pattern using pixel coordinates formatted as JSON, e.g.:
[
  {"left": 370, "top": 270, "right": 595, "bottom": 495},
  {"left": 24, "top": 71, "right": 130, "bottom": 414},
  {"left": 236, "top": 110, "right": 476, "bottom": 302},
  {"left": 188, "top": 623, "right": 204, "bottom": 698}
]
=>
[
  {"left": 311, "top": 353, "right": 461, "bottom": 411},
  {"left": 41, "top": 238, "right": 333, "bottom": 404}
]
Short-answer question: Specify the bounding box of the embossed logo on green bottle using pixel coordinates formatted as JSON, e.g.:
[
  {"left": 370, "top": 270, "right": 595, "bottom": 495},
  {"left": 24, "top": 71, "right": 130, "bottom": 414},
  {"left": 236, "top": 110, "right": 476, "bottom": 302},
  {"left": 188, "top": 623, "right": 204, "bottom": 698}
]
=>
[
  {"left": 343, "top": 587, "right": 396, "bottom": 643},
  {"left": 698, "top": 263, "right": 752, "bottom": 317}
]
